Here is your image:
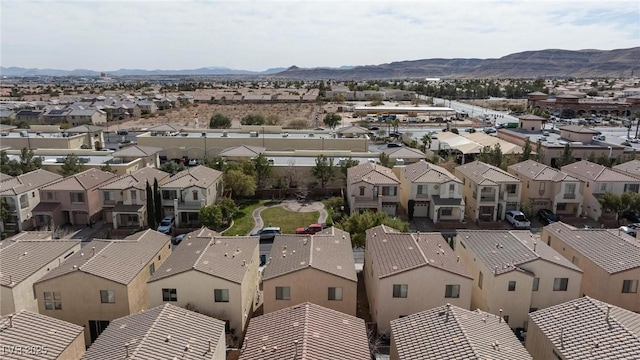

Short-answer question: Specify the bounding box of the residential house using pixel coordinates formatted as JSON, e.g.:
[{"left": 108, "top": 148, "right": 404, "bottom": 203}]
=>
[
  {"left": 66, "top": 125, "right": 105, "bottom": 150},
  {"left": 110, "top": 145, "right": 162, "bottom": 169},
  {"left": 542, "top": 222, "right": 640, "bottom": 312},
  {"left": 262, "top": 227, "right": 357, "bottom": 316},
  {"left": 81, "top": 304, "right": 226, "bottom": 360},
  {"left": 613, "top": 159, "right": 640, "bottom": 180},
  {"left": 527, "top": 297, "right": 640, "bottom": 360},
  {"left": 390, "top": 304, "right": 532, "bottom": 360},
  {"left": 99, "top": 168, "right": 170, "bottom": 230},
  {"left": 34, "top": 168, "right": 117, "bottom": 227},
  {"left": 32, "top": 229, "right": 171, "bottom": 344},
  {"left": 159, "top": 165, "right": 223, "bottom": 227},
  {"left": 14, "top": 110, "right": 43, "bottom": 125},
  {"left": 562, "top": 160, "right": 640, "bottom": 220},
  {"left": 0, "top": 238, "right": 80, "bottom": 315},
  {"left": 42, "top": 108, "right": 72, "bottom": 125},
  {"left": 347, "top": 162, "right": 400, "bottom": 216},
  {"left": 365, "top": 225, "right": 472, "bottom": 334},
  {"left": 0, "top": 109, "right": 16, "bottom": 122},
  {"left": 239, "top": 302, "right": 370, "bottom": 360},
  {"left": 148, "top": 228, "right": 259, "bottom": 339},
  {"left": 0, "top": 169, "right": 62, "bottom": 232},
  {"left": 456, "top": 230, "right": 583, "bottom": 329},
  {"left": 136, "top": 100, "right": 158, "bottom": 114},
  {"left": 110, "top": 101, "right": 141, "bottom": 120},
  {"left": 68, "top": 109, "right": 107, "bottom": 126},
  {"left": 508, "top": 160, "right": 584, "bottom": 217},
  {"left": 1, "top": 311, "right": 86, "bottom": 360},
  {"left": 381, "top": 146, "right": 427, "bottom": 164},
  {"left": 455, "top": 161, "right": 523, "bottom": 221},
  {"left": 395, "top": 159, "right": 465, "bottom": 223}
]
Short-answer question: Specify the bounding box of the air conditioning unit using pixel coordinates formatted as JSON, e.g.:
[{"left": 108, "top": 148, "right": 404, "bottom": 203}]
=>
[
  {"left": 221, "top": 131, "right": 228, "bottom": 137},
  {"left": 249, "top": 131, "right": 258, "bottom": 137}
]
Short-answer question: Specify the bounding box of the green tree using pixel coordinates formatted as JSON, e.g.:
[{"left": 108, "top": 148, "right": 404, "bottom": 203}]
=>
[
  {"left": 252, "top": 154, "right": 273, "bottom": 190},
  {"left": 534, "top": 139, "right": 545, "bottom": 163},
  {"left": 323, "top": 113, "right": 341, "bottom": 129},
  {"left": 336, "top": 210, "right": 409, "bottom": 248},
  {"left": 240, "top": 114, "right": 265, "bottom": 126},
  {"left": 199, "top": 204, "right": 224, "bottom": 229},
  {"left": 265, "top": 114, "right": 281, "bottom": 126},
  {"left": 421, "top": 134, "right": 432, "bottom": 150},
  {"left": 146, "top": 181, "right": 156, "bottom": 229},
  {"left": 153, "top": 178, "right": 162, "bottom": 225},
  {"left": 311, "top": 155, "right": 335, "bottom": 188},
  {"left": 216, "top": 197, "right": 238, "bottom": 224},
  {"left": 202, "top": 156, "right": 225, "bottom": 171},
  {"left": 339, "top": 157, "right": 360, "bottom": 184},
  {"left": 520, "top": 200, "right": 535, "bottom": 220},
  {"left": 0, "top": 198, "right": 10, "bottom": 230},
  {"left": 224, "top": 169, "right": 256, "bottom": 197},
  {"left": 597, "top": 192, "right": 640, "bottom": 225},
  {"left": 555, "top": 143, "right": 575, "bottom": 168},
  {"left": 18, "top": 148, "right": 42, "bottom": 173},
  {"left": 100, "top": 163, "right": 115, "bottom": 174},
  {"left": 160, "top": 161, "right": 186, "bottom": 175},
  {"left": 378, "top": 152, "right": 394, "bottom": 168},
  {"left": 209, "top": 113, "right": 231, "bottom": 128},
  {"left": 520, "top": 138, "right": 532, "bottom": 162},
  {"left": 59, "top": 154, "right": 84, "bottom": 176}
]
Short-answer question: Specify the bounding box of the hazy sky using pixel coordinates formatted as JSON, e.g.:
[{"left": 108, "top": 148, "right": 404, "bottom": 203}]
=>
[{"left": 1, "top": 0, "right": 638, "bottom": 71}]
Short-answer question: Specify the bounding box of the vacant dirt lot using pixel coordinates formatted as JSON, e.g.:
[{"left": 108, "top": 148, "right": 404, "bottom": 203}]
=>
[
  {"left": 462, "top": 99, "right": 527, "bottom": 111},
  {"left": 111, "top": 102, "right": 323, "bottom": 130}
]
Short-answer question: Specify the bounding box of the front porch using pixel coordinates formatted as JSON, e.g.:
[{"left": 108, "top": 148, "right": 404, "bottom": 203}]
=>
[
  {"left": 111, "top": 204, "right": 144, "bottom": 230},
  {"left": 431, "top": 195, "right": 464, "bottom": 223}
]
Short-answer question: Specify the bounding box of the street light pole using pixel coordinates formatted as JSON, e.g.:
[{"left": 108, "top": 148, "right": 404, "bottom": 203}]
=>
[{"left": 262, "top": 127, "right": 265, "bottom": 147}]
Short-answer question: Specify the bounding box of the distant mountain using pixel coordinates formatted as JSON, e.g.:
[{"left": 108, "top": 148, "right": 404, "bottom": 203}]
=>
[{"left": 0, "top": 66, "right": 287, "bottom": 77}]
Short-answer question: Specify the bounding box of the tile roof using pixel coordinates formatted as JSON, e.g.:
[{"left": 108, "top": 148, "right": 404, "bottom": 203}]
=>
[
  {"left": 528, "top": 297, "right": 640, "bottom": 360},
  {"left": 509, "top": 160, "right": 579, "bottom": 182},
  {"left": 148, "top": 229, "right": 258, "bottom": 284},
  {"left": 336, "top": 125, "right": 369, "bottom": 134},
  {"left": 0, "top": 239, "right": 79, "bottom": 287},
  {"left": 0, "top": 169, "right": 62, "bottom": 196},
  {"left": 402, "top": 159, "right": 461, "bottom": 184},
  {"left": 111, "top": 145, "right": 163, "bottom": 157},
  {"left": 544, "top": 222, "right": 640, "bottom": 273},
  {"left": 147, "top": 124, "right": 182, "bottom": 132},
  {"left": 456, "top": 161, "right": 520, "bottom": 185},
  {"left": 366, "top": 225, "right": 472, "bottom": 279},
  {"left": 3, "top": 231, "right": 53, "bottom": 241},
  {"left": 347, "top": 162, "right": 400, "bottom": 185},
  {"left": 562, "top": 160, "right": 639, "bottom": 182},
  {"left": 35, "top": 229, "right": 170, "bottom": 285},
  {"left": 382, "top": 146, "right": 427, "bottom": 159},
  {"left": 613, "top": 159, "right": 640, "bottom": 179},
  {"left": 457, "top": 230, "right": 581, "bottom": 275},
  {"left": 0, "top": 311, "right": 84, "bottom": 360},
  {"left": 0, "top": 173, "right": 13, "bottom": 181},
  {"left": 391, "top": 304, "right": 532, "bottom": 360},
  {"left": 239, "top": 302, "right": 370, "bottom": 360},
  {"left": 560, "top": 125, "right": 600, "bottom": 134},
  {"left": 218, "top": 145, "right": 266, "bottom": 157},
  {"left": 161, "top": 165, "right": 223, "bottom": 189},
  {"left": 99, "top": 167, "right": 169, "bottom": 191},
  {"left": 66, "top": 124, "right": 103, "bottom": 132},
  {"left": 40, "top": 168, "right": 117, "bottom": 191},
  {"left": 518, "top": 113, "right": 546, "bottom": 120},
  {"left": 81, "top": 304, "right": 226, "bottom": 360},
  {"left": 263, "top": 228, "right": 357, "bottom": 282}
]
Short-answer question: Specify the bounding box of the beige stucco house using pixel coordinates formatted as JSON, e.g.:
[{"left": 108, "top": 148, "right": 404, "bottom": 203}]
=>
[
  {"left": 159, "top": 165, "right": 223, "bottom": 227},
  {"left": 0, "top": 238, "right": 80, "bottom": 315},
  {"left": 455, "top": 161, "right": 522, "bottom": 221},
  {"left": 0, "top": 169, "right": 62, "bottom": 232},
  {"left": 456, "top": 229, "right": 583, "bottom": 329},
  {"left": 542, "top": 222, "right": 640, "bottom": 312},
  {"left": 395, "top": 160, "right": 465, "bottom": 222},
  {"left": 148, "top": 228, "right": 259, "bottom": 340},
  {"left": 347, "top": 162, "right": 400, "bottom": 216},
  {"left": 109, "top": 145, "right": 162, "bottom": 169},
  {"left": 562, "top": 160, "right": 640, "bottom": 220},
  {"left": 508, "top": 160, "right": 584, "bottom": 217},
  {"left": 262, "top": 227, "right": 357, "bottom": 316},
  {"left": 33, "top": 229, "right": 171, "bottom": 345},
  {"left": 82, "top": 304, "right": 226, "bottom": 360},
  {"left": 99, "top": 167, "right": 170, "bottom": 230},
  {"left": 365, "top": 225, "right": 473, "bottom": 334},
  {"left": 1, "top": 310, "right": 86, "bottom": 360},
  {"left": 612, "top": 159, "right": 640, "bottom": 180}
]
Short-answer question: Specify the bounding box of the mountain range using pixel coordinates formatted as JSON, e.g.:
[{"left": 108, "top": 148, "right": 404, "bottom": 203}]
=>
[{"left": 1, "top": 48, "right": 638, "bottom": 79}]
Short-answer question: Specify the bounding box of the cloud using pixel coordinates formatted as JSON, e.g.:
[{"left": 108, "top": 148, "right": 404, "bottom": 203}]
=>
[{"left": 1, "top": 0, "right": 638, "bottom": 71}]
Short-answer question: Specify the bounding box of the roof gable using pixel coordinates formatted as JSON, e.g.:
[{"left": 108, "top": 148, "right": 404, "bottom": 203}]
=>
[{"left": 347, "top": 162, "right": 400, "bottom": 185}]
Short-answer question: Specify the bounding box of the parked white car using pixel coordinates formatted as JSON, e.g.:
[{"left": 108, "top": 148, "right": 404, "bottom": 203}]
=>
[{"left": 505, "top": 210, "right": 531, "bottom": 229}]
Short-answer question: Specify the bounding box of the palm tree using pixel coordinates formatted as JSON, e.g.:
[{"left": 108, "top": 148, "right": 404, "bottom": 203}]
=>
[{"left": 421, "top": 134, "right": 432, "bottom": 150}]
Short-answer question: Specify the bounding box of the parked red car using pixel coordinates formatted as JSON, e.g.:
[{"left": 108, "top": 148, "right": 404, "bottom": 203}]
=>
[{"left": 295, "top": 223, "right": 324, "bottom": 235}]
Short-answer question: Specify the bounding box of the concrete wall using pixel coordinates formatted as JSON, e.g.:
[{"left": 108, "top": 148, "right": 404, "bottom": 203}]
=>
[
  {"left": 263, "top": 268, "right": 357, "bottom": 316},
  {"left": 57, "top": 332, "right": 86, "bottom": 360},
  {"left": 524, "top": 319, "right": 556, "bottom": 360},
  {"left": 0, "top": 286, "right": 15, "bottom": 316},
  {"left": 0, "top": 134, "right": 86, "bottom": 150}
]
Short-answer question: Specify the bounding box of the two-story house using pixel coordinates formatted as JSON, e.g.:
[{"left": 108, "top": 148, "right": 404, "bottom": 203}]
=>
[
  {"left": 0, "top": 169, "right": 62, "bottom": 232},
  {"left": 455, "top": 161, "right": 522, "bottom": 222},
  {"left": 33, "top": 229, "right": 171, "bottom": 345},
  {"left": 613, "top": 159, "right": 640, "bottom": 180},
  {"left": 68, "top": 108, "right": 107, "bottom": 126},
  {"left": 542, "top": 222, "right": 640, "bottom": 312},
  {"left": 159, "top": 165, "right": 224, "bottom": 227},
  {"left": 34, "top": 168, "right": 117, "bottom": 227},
  {"left": 262, "top": 228, "right": 357, "bottom": 316},
  {"left": 110, "top": 145, "right": 162, "bottom": 169},
  {"left": 148, "top": 228, "right": 259, "bottom": 339},
  {"left": 395, "top": 159, "right": 465, "bottom": 223},
  {"left": 136, "top": 100, "right": 158, "bottom": 114},
  {"left": 365, "top": 225, "right": 473, "bottom": 334},
  {"left": 508, "top": 160, "right": 584, "bottom": 217},
  {"left": 99, "top": 168, "right": 170, "bottom": 230},
  {"left": 347, "top": 162, "right": 400, "bottom": 216},
  {"left": 456, "top": 230, "right": 583, "bottom": 329},
  {"left": 562, "top": 160, "right": 640, "bottom": 220}
]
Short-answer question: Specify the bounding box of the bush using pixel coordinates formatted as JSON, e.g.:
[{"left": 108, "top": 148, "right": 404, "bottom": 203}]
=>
[{"left": 240, "top": 114, "right": 265, "bottom": 126}]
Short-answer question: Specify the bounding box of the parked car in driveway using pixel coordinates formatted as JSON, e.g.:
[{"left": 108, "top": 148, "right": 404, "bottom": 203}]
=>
[
  {"left": 171, "top": 233, "right": 186, "bottom": 245},
  {"left": 505, "top": 210, "right": 531, "bottom": 229},
  {"left": 387, "top": 143, "right": 402, "bottom": 148},
  {"left": 295, "top": 223, "right": 325, "bottom": 235},
  {"left": 622, "top": 211, "right": 640, "bottom": 223},
  {"left": 537, "top": 209, "right": 559, "bottom": 225},
  {"left": 250, "top": 227, "right": 282, "bottom": 242},
  {"left": 619, "top": 226, "right": 637, "bottom": 237},
  {"left": 157, "top": 215, "right": 175, "bottom": 234}
]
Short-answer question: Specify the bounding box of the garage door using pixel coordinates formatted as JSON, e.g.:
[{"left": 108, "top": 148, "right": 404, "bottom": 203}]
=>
[
  {"left": 74, "top": 212, "right": 89, "bottom": 225},
  {"left": 382, "top": 204, "right": 397, "bottom": 216},
  {"left": 413, "top": 201, "right": 429, "bottom": 217}
]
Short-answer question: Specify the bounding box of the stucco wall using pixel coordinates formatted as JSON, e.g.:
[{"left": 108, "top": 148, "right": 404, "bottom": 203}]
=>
[{"left": 57, "top": 333, "right": 86, "bottom": 360}]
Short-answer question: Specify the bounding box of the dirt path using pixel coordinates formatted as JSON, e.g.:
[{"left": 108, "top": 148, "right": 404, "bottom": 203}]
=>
[{"left": 248, "top": 200, "right": 328, "bottom": 234}]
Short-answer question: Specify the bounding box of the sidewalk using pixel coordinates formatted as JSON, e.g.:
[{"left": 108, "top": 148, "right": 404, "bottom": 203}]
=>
[{"left": 61, "top": 220, "right": 109, "bottom": 241}]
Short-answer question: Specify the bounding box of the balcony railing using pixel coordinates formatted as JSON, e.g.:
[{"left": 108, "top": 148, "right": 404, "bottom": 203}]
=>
[
  {"left": 353, "top": 197, "right": 380, "bottom": 207},
  {"left": 177, "top": 201, "right": 203, "bottom": 210},
  {"left": 480, "top": 195, "right": 496, "bottom": 202},
  {"left": 104, "top": 200, "right": 116, "bottom": 206},
  {"left": 563, "top": 193, "right": 576, "bottom": 199},
  {"left": 416, "top": 193, "right": 429, "bottom": 199}
]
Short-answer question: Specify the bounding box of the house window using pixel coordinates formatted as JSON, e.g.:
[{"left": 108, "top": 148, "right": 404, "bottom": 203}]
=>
[
  {"left": 162, "top": 190, "right": 177, "bottom": 200},
  {"left": 19, "top": 194, "right": 28, "bottom": 208},
  {"left": 70, "top": 192, "right": 84, "bottom": 203},
  {"left": 328, "top": 287, "right": 343, "bottom": 301},
  {"left": 508, "top": 281, "right": 516, "bottom": 291},
  {"left": 478, "top": 271, "right": 483, "bottom": 289},
  {"left": 417, "top": 185, "right": 427, "bottom": 194},
  {"left": 162, "top": 288, "right": 177, "bottom": 302},
  {"left": 572, "top": 256, "right": 579, "bottom": 266},
  {"left": 43, "top": 292, "right": 62, "bottom": 310},
  {"left": 597, "top": 183, "right": 607, "bottom": 192},
  {"left": 564, "top": 183, "right": 576, "bottom": 196},
  {"left": 130, "top": 190, "right": 137, "bottom": 200},
  {"left": 624, "top": 184, "right": 640, "bottom": 193},
  {"left": 192, "top": 190, "right": 198, "bottom": 200},
  {"left": 100, "top": 290, "right": 115, "bottom": 304},
  {"left": 539, "top": 182, "right": 545, "bottom": 192},
  {"left": 553, "top": 278, "right": 569, "bottom": 291},
  {"left": 214, "top": 289, "right": 229, "bottom": 302},
  {"left": 47, "top": 192, "right": 54, "bottom": 200},
  {"left": 449, "top": 184, "right": 455, "bottom": 193},
  {"left": 359, "top": 186, "right": 365, "bottom": 196},
  {"left": 103, "top": 191, "right": 114, "bottom": 201},
  {"left": 276, "top": 286, "right": 290, "bottom": 300},
  {"left": 506, "top": 184, "right": 517, "bottom": 194},
  {"left": 532, "top": 277, "right": 540, "bottom": 291},
  {"left": 149, "top": 263, "right": 155, "bottom": 276},
  {"left": 393, "top": 284, "right": 408, "bottom": 298},
  {"left": 440, "top": 207, "right": 453, "bottom": 216},
  {"left": 556, "top": 203, "right": 567, "bottom": 211},
  {"left": 445, "top": 285, "right": 460, "bottom": 298},
  {"left": 382, "top": 186, "right": 397, "bottom": 196},
  {"left": 622, "top": 280, "right": 638, "bottom": 293}
]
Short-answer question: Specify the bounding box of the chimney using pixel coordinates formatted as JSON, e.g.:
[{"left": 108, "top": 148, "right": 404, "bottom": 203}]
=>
[
  {"left": 560, "top": 326, "right": 564, "bottom": 348},
  {"left": 533, "top": 242, "right": 537, "bottom": 252},
  {"left": 8, "top": 315, "right": 13, "bottom": 328},
  {"left": 242, "top": 260, "right": 246, "bottom": 267},
  {"left": 125, "top": 343, "right": 129, "bottom": 358},
  {"left": 457, "top": 256, "right": 460, "bottom": 262},
  {"left": 92, "top": 246, "right": 96, "bottom": 256},
  {"left": 8, "top": 275, "right": 12, "bottom": 285},
  {"left": 499, "top": 309, "right": 503, "bottom": 322},
  {"left": 208, "top": 340, "right": 212, "bottom": 353},
  {"left": 606, "top": 305, "right": 612, "bottom": 321}
]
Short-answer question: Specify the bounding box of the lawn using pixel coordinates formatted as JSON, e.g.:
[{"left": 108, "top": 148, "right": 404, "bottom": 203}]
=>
[
  {"left": 222, "top": 200, "right": 267, "bottom": 236},
  {"left": 260, "top": 206, "right": 319, "bottom": 234}
]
